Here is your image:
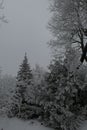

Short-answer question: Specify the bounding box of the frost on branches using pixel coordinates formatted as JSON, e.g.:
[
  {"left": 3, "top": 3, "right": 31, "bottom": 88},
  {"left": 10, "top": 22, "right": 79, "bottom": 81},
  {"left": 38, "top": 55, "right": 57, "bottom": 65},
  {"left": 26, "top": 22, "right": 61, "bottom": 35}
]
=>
[
  {"left": 42, "top": 47, "right": 87, "bottom": 130},
  {"left": 0, "top": 74, "right": 16, "bottom": 116},
  {"left": 9, "top": 53, "right": 33, "bottom": 119}
]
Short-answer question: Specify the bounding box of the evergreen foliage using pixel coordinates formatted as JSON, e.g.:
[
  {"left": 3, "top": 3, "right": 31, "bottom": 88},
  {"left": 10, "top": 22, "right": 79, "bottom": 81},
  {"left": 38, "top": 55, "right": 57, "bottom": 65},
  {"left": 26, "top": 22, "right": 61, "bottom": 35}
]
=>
[
  {"left": 17, "top": 53, "right": 32, "bottom": 85},
  {"left": 0, "top": 74, "right": 16, "bottom": 116},
  {"left": 1, "top": 1, "right": 87, "bottom": 130},
  {"left": 25, "top": 64, "right": 48, "bottom": 120},
  {"left": 10, "top": 53, "right": 32, "bottom": 118},
  {"left": 0, "top": 50, "right": 87, "bottom": 130},
  {"left": 39, "top": 47, "right": 87, "bottom": 130}
]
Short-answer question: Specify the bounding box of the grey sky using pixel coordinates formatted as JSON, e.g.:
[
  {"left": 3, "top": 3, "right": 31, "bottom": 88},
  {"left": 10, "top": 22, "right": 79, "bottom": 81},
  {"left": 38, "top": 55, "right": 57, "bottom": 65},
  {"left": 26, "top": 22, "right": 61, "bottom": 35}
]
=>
[{"left": 0, "top": 0, "right": 51, "bottom": 76}]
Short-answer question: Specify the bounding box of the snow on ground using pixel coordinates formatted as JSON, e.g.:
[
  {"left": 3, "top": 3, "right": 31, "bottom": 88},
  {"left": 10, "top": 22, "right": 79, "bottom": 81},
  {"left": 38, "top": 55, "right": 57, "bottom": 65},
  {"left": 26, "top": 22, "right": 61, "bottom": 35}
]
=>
[
  {"left": 0, "top": 117, "right": 53, "bottom": 130},
  {"left": 0, "top": 117, "right": 87, "bottom": 130}
]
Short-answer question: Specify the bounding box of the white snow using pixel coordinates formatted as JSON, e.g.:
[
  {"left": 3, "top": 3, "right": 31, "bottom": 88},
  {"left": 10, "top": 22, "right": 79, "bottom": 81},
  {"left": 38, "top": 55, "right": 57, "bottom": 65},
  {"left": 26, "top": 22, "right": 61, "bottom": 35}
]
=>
[
  {"left": 0, "top": 117, "right": 87, "bottom": 130},
  {"left": 0, "top": 117, "right": 53, "bottom": 130}
]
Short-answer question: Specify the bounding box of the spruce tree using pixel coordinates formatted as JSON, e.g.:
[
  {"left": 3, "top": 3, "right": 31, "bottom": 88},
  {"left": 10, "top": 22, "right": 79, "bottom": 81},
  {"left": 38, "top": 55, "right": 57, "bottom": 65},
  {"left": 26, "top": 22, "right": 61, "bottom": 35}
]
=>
[
  {"left": 10, "top": 53, "right": 32, "bottom": 118},
  {"left": 17, "top": 52, "right": 32, "bottom": 85}
]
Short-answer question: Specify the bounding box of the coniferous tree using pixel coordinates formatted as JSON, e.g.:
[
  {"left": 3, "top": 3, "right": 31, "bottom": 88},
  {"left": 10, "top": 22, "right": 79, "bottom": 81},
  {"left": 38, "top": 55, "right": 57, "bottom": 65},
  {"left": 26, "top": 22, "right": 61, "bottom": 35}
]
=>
[
  {"left": 25, "top": 64, "right": 48, "bottom": 120},
  {"left": 43, "top": 47, "right": 85, "bottom": 130},
  {"left": 10, "top": 53, "right": 32, "bottom": 118},
  {"left": 17, "top": 52, "right": 32, "bottom": 85}
]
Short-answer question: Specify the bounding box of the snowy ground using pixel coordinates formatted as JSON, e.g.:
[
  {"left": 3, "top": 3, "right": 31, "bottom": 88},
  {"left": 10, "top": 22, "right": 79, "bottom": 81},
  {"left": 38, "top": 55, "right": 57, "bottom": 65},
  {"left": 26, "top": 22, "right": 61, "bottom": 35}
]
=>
[
  {"left": 0, "top": 117, "right": 87, "bottom": 130},
  {"left": 0, "top": 117, "right": 53, "bottom": 130}
]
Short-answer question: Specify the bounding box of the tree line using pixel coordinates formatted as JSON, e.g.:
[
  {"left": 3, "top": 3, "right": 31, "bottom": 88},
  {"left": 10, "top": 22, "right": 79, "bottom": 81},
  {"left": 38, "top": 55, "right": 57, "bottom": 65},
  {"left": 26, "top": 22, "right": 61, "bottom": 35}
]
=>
[
  {"left": 0, "top": 49, "right": 86, "bottom": 130},
  {"left": 1, "top": 0, "right": 87, "bottom": 130}
]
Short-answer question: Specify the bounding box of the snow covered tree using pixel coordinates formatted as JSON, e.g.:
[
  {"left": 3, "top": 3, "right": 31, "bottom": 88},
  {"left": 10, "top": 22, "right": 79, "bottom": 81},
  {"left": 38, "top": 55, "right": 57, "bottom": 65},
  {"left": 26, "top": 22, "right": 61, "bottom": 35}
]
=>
[
  {"left": 42, "top": 47, "right": 86, "bottom": 130},
  {"left": 39, "top": 60, "right": 68, "bottom": 127},
  {"left": 0, "top": 74, "right": 16, "bottom": 116},
  {"left": 45, "top": 59, "right": 68, "bottom": 107},
  {"left": 25, "top": 64, "right": 48, "bottom": 119},
  {"left": 48, "top": 0, "right": 87, "bottom": 65},
  {"left": 64, "top": 46, "right": 87, "bottom": 109},
  {"left": 31, "top": 65, "right": 47, "bottom": 104},
  {"left": 10, "top": 53, "right": 32, "bottom": 118},
  {"left": 47, "top": 1, "right": 87, "bottom": 127}
]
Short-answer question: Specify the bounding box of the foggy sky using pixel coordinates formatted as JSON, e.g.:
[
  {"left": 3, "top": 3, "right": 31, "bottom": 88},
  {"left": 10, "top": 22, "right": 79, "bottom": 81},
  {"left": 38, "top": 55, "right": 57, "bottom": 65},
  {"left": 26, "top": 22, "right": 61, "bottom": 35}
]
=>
[{"left": 0, "top": 0, "right": 51, "bottom": 76}]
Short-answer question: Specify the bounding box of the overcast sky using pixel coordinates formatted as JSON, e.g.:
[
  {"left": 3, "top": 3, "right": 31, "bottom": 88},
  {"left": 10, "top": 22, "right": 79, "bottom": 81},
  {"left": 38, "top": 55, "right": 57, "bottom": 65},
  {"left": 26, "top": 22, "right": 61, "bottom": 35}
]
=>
[{"left": 0, "top": 0, "right": 51, "bottom": 76}]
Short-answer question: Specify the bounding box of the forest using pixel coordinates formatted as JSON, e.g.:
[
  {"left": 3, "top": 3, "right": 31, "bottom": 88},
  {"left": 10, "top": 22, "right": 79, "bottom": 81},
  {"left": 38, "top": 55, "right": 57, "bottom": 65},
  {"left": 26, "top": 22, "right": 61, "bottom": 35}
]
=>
[{"left": 0, "top": 0, "right": 87, "bottom": 130}]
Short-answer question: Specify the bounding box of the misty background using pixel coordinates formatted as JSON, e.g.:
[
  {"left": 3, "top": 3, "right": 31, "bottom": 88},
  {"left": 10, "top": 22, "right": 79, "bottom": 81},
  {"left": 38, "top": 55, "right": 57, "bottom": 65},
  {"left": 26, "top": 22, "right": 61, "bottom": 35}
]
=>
[{"left": 0, "top": 0, "right": 51, "bottom": 75}]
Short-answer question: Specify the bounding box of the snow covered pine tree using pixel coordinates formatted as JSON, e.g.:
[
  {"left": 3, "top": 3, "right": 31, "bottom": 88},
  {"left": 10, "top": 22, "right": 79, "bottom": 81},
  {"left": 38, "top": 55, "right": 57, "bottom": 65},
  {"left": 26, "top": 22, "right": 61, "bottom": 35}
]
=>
[{"left": 10, "top": 53, "right": 32, "bottom": 119}]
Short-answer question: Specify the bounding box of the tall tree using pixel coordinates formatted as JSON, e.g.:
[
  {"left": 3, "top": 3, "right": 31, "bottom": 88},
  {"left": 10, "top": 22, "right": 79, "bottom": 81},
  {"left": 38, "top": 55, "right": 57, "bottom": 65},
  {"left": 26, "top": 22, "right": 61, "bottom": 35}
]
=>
[
  {"left": 44, "top": 52, "right": 85, "bottom": 130},
  {"left": 48, "top": 0, "right": 87, "bottom": 64},
  {"left": 10, "top": 53, "right": 32, "bottom": 118}
]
